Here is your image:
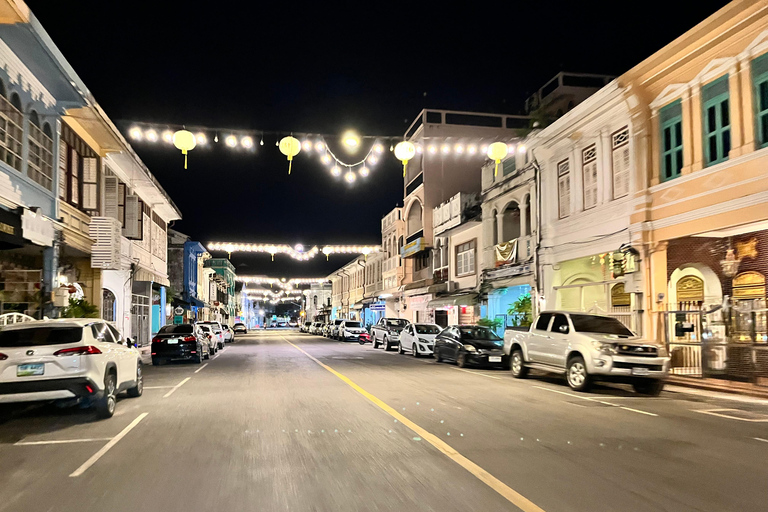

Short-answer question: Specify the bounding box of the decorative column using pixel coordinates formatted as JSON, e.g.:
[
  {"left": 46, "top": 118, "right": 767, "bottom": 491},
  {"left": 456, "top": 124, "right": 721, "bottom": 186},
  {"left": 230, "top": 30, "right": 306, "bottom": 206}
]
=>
[
  {"left": 681, "top": 87, "right": 694, "bottom": 175},
  {"left": 650, "top": 110, "right": 661, "bottom": 186},
  {"left": 739, "top": 56, "right": 756, "bottom": 152},
  {"left": 496, "top": 212, "right": 505, "bottom": 243},
  {"left": 519, "top": 200, "right": 529, "bottom": 237},
  {"left": 599, "top": 129, "right": 611, "bottom": 203},
  {"left": 728, "top": 63, "right": 744, "bottom": 158},
  {"left": 690, "top": 84, "right": 704, "bottom": 172}
]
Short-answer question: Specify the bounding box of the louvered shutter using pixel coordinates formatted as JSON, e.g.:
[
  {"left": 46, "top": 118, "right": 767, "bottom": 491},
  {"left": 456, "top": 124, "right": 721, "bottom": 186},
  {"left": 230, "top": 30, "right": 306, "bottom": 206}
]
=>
[
  {"left": 123, "top": 194, "right": 141, "bottom": 239},
  {"left": 90, "top": 217, "right": 121, "bottom": 269},
  {"left": 613, "top": 146, "right": 630, "bottom": 198},
  {"left": 58, "top": 140, "right": 67, "bottom": 200},
  {"left": 104, "top": 176, "right": 119, "bottom": 222},
  {"left": 583, "top": 162, "right": 598, "bottom": 209},
  {"left": 558, "top": 175, "right": 570, "bottom": 218},
  {"left": 82, "top": 157, "right": 98, "bottom": 210}
]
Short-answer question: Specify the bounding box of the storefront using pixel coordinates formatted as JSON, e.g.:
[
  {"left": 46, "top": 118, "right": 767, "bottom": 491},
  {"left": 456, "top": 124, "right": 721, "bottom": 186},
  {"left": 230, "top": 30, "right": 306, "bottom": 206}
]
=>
[
  {"left": 405, "top": 293, "right": 433, "bottom": 324},
  {"left": 427, "top": 294, "right": 478, "bottom": 327},
  {"left": 486, "top": 284, "right": 531, "bottom": 336}
]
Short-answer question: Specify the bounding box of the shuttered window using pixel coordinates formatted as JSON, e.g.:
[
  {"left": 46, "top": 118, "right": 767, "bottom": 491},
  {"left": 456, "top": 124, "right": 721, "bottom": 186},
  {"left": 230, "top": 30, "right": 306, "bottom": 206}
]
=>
[
  {"left": 82, "top": 157, "right": 98, "bottom": 210},
  {"left": 612, "top": 127, "right": 630, "bottom": 198},
  {"left": 557, "top": 159, "right": 570, "bottom": 218},
  {"left": 752, "top": 52, "right": 768, "bottom": 148},
  {"left": 60, "top": 123, "right": 99, "bottom": 213},
  {"left": 58, "top": 139, "right": 67, "bottom": 200},
  {"left": 455, "top": 239, "right": 476, "bottom": 276},
  {"left": 104, "top": 175, "right": 119, "bottom": 222},
  {"left": 582, "top": 145, "right": 598, "bottom": 210},
  {"left": 660, "top": 101, "right": 683, "bottom": 182},
  {"left": 702, "top": 75, "right": 731, "bottom": 166}
]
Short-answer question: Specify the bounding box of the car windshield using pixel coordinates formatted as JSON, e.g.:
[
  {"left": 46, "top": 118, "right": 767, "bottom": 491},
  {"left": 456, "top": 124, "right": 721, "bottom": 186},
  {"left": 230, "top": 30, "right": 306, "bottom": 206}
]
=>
[
  {"left": 234, "top": 323, "right": 245, "bottom": 327},
  {"left": 0, "top": 326, "right": 83, "bottom": 347},
  {"left": 198, "top": 325, "right": 211, "bottom": 332},
  {"left": 415, "top": 324, "right": 441, "bottom": 334},
  {"left": 385, "top": 319, "right": 408, "bottom": 328},
  {"left": 459, "top": 327, "right": 502, "bottom": 341},
  {"left": 159, "top": 324, "right": 194, "bottom": 334},
  {"left": 569, "top": 314, "right": 634, "bottom": 336},
  {"left": 345, "top": 322, "right": 362, "bottom": 328}
]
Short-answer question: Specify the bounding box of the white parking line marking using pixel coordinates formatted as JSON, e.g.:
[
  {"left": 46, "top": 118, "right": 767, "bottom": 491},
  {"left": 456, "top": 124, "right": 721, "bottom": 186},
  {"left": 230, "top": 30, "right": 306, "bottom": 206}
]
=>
[
  {"left": 754, "top": 437, "right": 768, "bottom": 443},
  {"left": 69, "top": 413, "right": 148, "bottom": 477},
  {"left": 15, "top": 437, "right": 112, "bottom": 446},
  {"left": 163, "top": 377, "right": 191, "bottom": 398},
  {"left": 694, "top": 408, "right": 768, "bottom": 422},
  {"left": 452, "top": 368, "right": 502, "bottom": 380},
  {"left": 534, "top": 386, "right": 658, "bottom": 417},
  {"left": 194, "top": 363, "right": 208, "bottom": 374},
  {"left": 212, "top": 353, "right": 220, "bottom": 360}
]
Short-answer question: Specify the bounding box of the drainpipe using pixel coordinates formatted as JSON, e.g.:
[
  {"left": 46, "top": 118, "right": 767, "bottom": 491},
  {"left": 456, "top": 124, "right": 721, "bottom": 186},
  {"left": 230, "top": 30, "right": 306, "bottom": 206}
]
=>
[{"left": 531, "top": 148, "right": 543, "bottom": 316}]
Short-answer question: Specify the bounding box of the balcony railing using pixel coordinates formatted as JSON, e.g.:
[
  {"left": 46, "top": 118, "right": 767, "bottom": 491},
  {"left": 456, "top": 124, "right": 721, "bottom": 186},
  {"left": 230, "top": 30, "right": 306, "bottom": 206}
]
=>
[{"left": 494, "top": 235, "right": 533, "bottom": 266}]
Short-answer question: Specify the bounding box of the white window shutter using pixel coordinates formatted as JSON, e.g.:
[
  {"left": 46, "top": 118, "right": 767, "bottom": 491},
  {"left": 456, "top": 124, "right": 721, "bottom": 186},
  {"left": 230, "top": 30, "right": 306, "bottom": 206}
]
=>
[
  {"left": 583, "top": 162, "right": 598, "bottom": 209},
  {"left": 123, "top": 194, "right": 141, "bottom": 239},
  {"left": 104, "top": 176, "right": 119, "bottom": 221},
  {"left": 558, "top": 175, "right": 570, "bottom": 218},
  {"left": 613, "top": 146, "right": 630, "bottom": 198}
]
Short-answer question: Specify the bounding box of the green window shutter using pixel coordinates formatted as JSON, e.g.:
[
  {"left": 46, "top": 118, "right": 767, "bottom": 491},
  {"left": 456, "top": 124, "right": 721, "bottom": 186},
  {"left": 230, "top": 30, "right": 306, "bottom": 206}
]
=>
[
  {"left": 702, "top": 75, "right": 731, "bottom": 166},
  {"left": 659, "top": 100, "right": 683, "bottom": 182},
  {"left": 502, "top": 156, "right": 516, "bottom": 176},
  {"left": 752, "top": 52, "right": 768, "bottom": 148}
]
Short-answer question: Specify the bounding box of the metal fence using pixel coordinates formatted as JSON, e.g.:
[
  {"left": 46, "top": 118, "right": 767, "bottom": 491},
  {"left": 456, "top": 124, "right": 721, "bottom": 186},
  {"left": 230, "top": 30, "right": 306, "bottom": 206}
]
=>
[{"left": 660, "top": 308, "right": 768, "bottom": 386}]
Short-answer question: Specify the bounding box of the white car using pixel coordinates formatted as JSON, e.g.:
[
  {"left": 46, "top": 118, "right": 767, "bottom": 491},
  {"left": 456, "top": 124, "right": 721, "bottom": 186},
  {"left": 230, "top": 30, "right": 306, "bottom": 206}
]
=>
[
  {"left": 222, "top": 325, "right": 234, "bottom": 343},
  {"left": 196, "top": 321, "right": 225, "bottom": 350},
  {"left": 337, "top": 320, "right": 367, "bottom": 341},
  {"left": 398, "top": 323, "right": 442, "bottom": 356},
  {"left": 0, "top": 319, "right": 143, "bottom": 418}
]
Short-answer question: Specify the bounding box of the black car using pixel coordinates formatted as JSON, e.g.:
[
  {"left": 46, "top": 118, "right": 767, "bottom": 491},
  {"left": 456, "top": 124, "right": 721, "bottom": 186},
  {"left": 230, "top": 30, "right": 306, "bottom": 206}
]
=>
[
  {"left": 233, "top": 323, "right": 247, "bottom": 334},
  {"left": 434, "top": 325, "right": 508, "bottom": 369},
  {"left": 151, "top": 324, "right": 210, "bottom": 366}
]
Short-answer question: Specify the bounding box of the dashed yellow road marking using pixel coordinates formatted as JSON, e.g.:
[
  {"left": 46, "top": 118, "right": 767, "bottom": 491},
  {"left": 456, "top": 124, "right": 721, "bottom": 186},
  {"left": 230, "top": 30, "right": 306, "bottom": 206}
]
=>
[{"left": 282, "top": 337, "right": 545, "bottom": 512}]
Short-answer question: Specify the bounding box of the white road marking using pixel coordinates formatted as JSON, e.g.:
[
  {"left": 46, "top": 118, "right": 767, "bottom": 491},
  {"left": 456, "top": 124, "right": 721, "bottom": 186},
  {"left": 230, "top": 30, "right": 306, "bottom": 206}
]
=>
[
  {"left": 534, "top": 386, "right": 658, "bottom": 417},
  {"left": 212, "top": 353, "right": 220, "bottom": 360},
  {"left": 754, "top": 437, "right": 768, "bottom": 443},
  {"left": 452, "top": 367, "right": 502, "bottom": 380},
  {"left": 693, "top": 408, "right": 768, "bottom": 422},
  {"left": 143, "top": 386, "right": 175, "bottom": 389},
  {"left": 69, "top": 413, "right": 148, "bottom": 477},
  {"left": 15, "top": 437, "right": 112, "bottom": 446},
  {"left": 194, "top": 363, "right": 208, "bottom": 373},
  {"left": 163, "top": 377, "right": 191, "bottom": 398}
]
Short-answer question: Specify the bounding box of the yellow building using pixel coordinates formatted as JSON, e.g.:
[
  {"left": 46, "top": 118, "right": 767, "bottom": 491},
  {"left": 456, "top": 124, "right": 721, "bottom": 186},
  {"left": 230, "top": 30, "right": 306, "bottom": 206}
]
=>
[{"left": 623, "top": 0, "right": 768, "bottom": 381}]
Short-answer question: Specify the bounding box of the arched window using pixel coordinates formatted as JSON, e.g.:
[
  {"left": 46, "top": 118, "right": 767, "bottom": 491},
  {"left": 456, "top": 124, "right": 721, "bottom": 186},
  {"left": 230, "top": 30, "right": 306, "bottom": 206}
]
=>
[
  {"left": 501, "top": 201, "right": 521, "bottom": 242},
  {"left": 43, "top": 122, "right": 52, "bottom": 138},
  {"left": 406, "top": 201, "right": 423, "bottom": 236},
  {"left": 1, "top": 91, "right": 23, "bottom": 171},
  {"left": 9, "top": 92, "right": 21, "bottom": 111},
  {"left": 102, "top": 289, "right": 116, "bottom": 322},
  {"left": 29, "top": 110, "right": 40, "bottom": 127},
  {"left": 313, "top": 295, "right": 318, "bottom": 308}
]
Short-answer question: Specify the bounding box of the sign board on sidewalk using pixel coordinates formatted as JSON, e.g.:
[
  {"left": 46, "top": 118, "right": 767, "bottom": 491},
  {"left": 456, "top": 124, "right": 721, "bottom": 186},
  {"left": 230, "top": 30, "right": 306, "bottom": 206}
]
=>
[{"left": 173, "top": 315, "right": 183, "bottom": 324}]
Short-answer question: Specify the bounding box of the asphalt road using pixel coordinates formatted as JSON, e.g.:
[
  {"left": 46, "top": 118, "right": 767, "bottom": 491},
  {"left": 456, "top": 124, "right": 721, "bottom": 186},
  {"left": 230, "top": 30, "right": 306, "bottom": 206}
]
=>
[{"left": 1, "top": 330, "right": 767, "bottom": 512}]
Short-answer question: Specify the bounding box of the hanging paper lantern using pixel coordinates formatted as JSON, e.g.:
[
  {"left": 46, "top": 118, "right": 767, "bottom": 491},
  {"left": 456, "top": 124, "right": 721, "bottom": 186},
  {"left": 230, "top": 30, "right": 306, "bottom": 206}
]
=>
[
  {"left": 172, "top": 130, "right": 197, "bottom": 169},
  {"left": 487, "top": 142, "right": 508, "bottom": 177},
  {"left": 394, "top": 141, "right": 416, "bottom": 177},
  {"left": 279, "top": 136, "right": 301, "bottom": 174}
]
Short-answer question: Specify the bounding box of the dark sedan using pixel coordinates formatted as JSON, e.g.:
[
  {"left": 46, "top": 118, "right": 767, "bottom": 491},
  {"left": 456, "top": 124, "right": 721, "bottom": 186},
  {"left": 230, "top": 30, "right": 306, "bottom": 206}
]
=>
[
  {"left": 151, "top": 324, "right": 209, "bottom": 366},
  {"left": 434, "top": 325, "right": 508, "bottom": 369},
  {"left": 233, "top": 323, "right": 247, "bottom": 334}
]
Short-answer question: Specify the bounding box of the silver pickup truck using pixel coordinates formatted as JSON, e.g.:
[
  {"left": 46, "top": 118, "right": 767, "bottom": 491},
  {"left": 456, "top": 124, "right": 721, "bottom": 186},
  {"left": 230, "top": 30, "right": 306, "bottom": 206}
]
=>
[
  {"left": 371, "top": 317, "right": 409, "bottom": 351},
  {"left": 504, "top": 311, "right": 670, "bottom": 395}
]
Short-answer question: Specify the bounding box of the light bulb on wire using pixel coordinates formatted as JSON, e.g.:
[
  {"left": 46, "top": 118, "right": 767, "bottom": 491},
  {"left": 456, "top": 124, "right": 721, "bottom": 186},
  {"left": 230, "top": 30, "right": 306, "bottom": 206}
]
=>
[
  {"left": 331, "top": 165, "right": 341, "bottom": 177},
  {"left": 344, "top": 170, "right": 356, "bottom": 183},
  {"left": 359, "top": 166, "right": 370, "bottom": 177}
]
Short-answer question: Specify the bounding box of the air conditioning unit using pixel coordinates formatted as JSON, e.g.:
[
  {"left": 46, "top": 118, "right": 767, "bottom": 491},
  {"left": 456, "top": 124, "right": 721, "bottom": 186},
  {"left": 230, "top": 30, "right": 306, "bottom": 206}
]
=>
[{"left": 90, "top": 217, "right": 122, "bottom": 270}]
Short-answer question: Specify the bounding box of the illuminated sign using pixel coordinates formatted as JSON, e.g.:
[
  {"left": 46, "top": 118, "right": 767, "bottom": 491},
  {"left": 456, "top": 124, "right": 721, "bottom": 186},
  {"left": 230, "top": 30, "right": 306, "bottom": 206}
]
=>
[{"left": 401, "top": 237, "right": 426, "bottom": 258}]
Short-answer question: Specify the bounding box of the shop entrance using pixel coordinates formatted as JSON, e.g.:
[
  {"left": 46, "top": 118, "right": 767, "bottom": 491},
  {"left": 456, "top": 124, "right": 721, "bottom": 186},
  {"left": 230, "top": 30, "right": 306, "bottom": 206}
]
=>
[{"left": 434, "top": 310, "right": 448, "bottom": 328}]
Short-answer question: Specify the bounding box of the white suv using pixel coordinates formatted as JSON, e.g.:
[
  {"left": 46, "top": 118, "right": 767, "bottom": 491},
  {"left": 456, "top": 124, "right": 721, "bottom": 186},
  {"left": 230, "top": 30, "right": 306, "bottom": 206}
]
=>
[
  {"left": 196, "top": 321, "right": 225, "bottom": 350},
  {"left": 0, "top": 319, "right": 143, "bottom": 418}
]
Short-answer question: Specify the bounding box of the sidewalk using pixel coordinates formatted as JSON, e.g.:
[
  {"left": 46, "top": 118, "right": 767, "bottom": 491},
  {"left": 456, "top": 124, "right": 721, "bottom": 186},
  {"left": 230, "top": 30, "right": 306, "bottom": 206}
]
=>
[{"left": 667, "top": 375, "right": 768, "bottom": 399}]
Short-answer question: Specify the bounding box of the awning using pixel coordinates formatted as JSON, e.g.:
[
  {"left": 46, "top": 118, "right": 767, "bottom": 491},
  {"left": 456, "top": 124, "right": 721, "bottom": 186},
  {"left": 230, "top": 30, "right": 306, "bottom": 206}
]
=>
[
  {"left": 134, "top": 268, "right": 171, "bottom": 287},
  {"left": 351, "top": 303, "right": 364, "bottom": 310},
  {"left": 427, "top": 293, "right": 477, "bottom": 309},
  {"left": 189, "top": 296, "right": 205, "bottom": 308}
]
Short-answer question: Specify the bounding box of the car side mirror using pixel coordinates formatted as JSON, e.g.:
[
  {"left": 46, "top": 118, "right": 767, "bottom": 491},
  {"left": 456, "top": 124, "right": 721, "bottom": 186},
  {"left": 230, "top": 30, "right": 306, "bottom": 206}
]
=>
[
  {"left": 558, "top": 325, "right": 568, "bottom": 333},
  {"left": 126, "top": 337, "right": 135, "bottom": 348}
]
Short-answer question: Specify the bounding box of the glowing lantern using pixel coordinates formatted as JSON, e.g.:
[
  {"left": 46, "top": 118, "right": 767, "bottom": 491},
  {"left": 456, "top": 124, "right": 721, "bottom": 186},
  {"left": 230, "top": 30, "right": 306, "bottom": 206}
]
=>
[
  {"left": 172, "top": 130, "right": 197, "bottom": 169},
  {"left": 487, "top": 141, "right": 508, "bottom": 177},
  {"left": 394, "top": 141, "right": 416, "bottom": 177},
  {"left": 279, "top": 136, "right": 301, "bottom": 174}
]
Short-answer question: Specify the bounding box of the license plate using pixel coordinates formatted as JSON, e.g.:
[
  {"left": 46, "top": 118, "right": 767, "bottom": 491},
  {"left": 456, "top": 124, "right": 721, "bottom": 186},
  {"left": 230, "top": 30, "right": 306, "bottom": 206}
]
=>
[
  {"left": 167, "top": 339, "right": 178, "bottom": 344},
  {"left": 488, "top": 356, "right": 502, "bottom": 363},
  {"left": 632, "top": 367, "right": 650, "bottom": 376},
  {"left": 17, "top": 363, "right": 44, "bottom": 377}
]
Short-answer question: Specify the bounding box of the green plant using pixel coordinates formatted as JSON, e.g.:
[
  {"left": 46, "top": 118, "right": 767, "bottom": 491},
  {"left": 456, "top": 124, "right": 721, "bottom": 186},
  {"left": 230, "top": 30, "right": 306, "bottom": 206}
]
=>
[
  {"left": 62, "top": 298, "right": 99, "bottom": 318},
  {"left": 508, "top": 293, "right": 533, "bottom": 327},
  {"left": 477, "top": 317, "right": 503, "bottom": 330}
]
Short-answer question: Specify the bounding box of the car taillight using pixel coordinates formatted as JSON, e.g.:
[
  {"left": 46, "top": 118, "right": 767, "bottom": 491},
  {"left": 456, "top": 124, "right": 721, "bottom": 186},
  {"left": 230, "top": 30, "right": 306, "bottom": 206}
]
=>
[
  {"left": 183, "top": 336, "right": 196, "bottom": 342},
  {"left": 0, "top": 352, "right": 7, "bottom": 360},
  {"left": 53, "top": 346, "right": 102, "bottom": 356},
  {"left": 152, "top": 337, "right": 163, "bottom": 343}
]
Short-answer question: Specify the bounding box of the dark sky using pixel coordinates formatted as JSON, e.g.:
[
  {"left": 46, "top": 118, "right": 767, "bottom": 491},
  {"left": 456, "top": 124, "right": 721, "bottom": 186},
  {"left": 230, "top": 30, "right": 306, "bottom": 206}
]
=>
[{"left": 28, "top": 0, "right": 728, "bottom": 278}]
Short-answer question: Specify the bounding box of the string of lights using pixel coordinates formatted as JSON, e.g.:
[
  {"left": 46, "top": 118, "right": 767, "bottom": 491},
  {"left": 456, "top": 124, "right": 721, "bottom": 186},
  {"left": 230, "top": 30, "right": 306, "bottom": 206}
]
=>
[
  {"left": 237, "top": 276, "right": 329, "bottom": 285},
  {"left": 210, "top": 243, "right": 380, "bottom": 261}
]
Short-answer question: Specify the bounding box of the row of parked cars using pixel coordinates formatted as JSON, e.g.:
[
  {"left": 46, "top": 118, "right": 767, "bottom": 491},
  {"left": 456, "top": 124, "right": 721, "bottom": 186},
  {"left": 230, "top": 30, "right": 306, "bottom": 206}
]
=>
[
  {"left": 0, "top": 318, "right": 246, "bottom": 421},
  {"left": 302, "top": 311, "right": 672, "bottom": 395}
]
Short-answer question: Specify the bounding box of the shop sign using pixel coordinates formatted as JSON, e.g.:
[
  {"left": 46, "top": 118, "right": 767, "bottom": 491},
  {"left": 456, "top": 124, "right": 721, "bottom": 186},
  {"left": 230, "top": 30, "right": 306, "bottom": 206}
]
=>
[
  {"left": 173, "top": 315, "right": 183, "bottom": 324},
  {"left": 0, "top": 206, "right": 23, "bottom": 248},
  {"left": 370, "top": 302, "right": 385, "bottom": 311},
  {"left": 401, "top": 237, "right": 426, "bottom": 258},
  {"left": 21, "top": 208, "right": 54, "bottom": 246},
  {"left": 174, "top": 306, "right": 184, "bottom": 316}
]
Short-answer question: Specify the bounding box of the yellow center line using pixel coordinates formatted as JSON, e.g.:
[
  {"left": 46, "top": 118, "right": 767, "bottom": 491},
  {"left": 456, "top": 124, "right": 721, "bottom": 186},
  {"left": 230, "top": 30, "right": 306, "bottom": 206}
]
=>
[{"left": 281, "top": 336, "right": 545, "bottom": 512}]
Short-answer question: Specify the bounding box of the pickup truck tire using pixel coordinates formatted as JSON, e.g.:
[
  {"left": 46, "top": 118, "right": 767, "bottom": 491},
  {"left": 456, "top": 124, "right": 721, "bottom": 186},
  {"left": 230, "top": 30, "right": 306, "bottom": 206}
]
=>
[
  {"left": 510, "top": 349, "right": 528, "bottom": 378},
  {"left": 383, "top": 337, "right": 391, "bottom": 351},
  {"left": 632, "top": 379, "right": 664, "bottom": 396},
  {"left": 566, "top": 355, "right": 592, "bottom": 392}
]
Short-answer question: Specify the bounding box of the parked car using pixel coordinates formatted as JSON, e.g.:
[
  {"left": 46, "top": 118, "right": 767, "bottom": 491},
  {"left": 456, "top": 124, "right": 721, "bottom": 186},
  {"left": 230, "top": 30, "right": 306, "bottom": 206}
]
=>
[
  {"left": 371, "top": 317, "right": 409, "bottom": 351},
  {"left": 434, "top": 325, "right": 507, "bottom": 368},
  {"left": 0, "top": 319, "right": 143, "bottom": 419},
  {"left": 328, "top": 319, "right": 345, "bottom": 338},
  {"left": 300, "top": 322, "right": 312, "bottom": 333},
  {"left": 222, "top": 325, "right": 234, "bottom": 343},
  {"left": 322, "top": 323, "right": 334, "bottom": 337},
  {"left": 196, "top": 324, "right": 217, "bottom": 355},
  {"left": 196, "top": 321, "right": 225, "bottom": 350},
  {"left": 309, "top": 322, "right": 323, "bottom": 335},
  {"left": 399, "top": 323, "right": 442, "bottom": 356},
  {"left": 288, "top": 321, "right": 298, "bottom": 328},
  {"left": 505, "top": 312, "right": 670, "bottom": 394},
  {"left": 337, "top": 320, "right": 367, "bottom": 341},
  {"left": 233, "top": 323, "right": 247, "bottom": 334},
  {"left": 152, "top": 323, "right": 211, "bottom": 366}
]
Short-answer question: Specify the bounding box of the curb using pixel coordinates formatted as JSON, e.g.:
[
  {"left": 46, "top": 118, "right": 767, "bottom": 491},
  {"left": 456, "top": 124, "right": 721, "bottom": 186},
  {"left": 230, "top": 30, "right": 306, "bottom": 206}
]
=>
[{"left": 667, "top": 376, "right": 768, "bottom": 399}]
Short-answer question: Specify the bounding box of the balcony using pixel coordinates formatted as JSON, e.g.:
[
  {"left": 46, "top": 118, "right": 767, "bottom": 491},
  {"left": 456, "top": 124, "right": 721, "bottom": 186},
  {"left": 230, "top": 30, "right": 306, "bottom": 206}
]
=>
[
  {"left": 383, "top": 255, "right": 401, "bottom": 273},
  {"left": 494, "top": 235, "right": 533, "bottom": 266},
  {"left": 433, "top": 192, "right": 473, "bottom": 235}
]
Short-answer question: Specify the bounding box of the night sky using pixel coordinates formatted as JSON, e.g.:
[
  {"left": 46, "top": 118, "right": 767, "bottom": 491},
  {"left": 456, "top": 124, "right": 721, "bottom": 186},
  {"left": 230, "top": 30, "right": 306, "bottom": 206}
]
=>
[{"left": 27, "top": 0, "right": 729, "bottom": 278}]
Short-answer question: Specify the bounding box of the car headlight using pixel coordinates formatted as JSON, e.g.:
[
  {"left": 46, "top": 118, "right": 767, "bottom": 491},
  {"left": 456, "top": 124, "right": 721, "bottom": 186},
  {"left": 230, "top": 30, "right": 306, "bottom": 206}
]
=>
[
  {"left": 464, "top": 345, "right": 477, "bottom": 352},
  {"left": 656, "top": 345, "right": 669, "bottom": 357},
  {"left": 591, "top": 340, "right": 617, "bottom": 354}
]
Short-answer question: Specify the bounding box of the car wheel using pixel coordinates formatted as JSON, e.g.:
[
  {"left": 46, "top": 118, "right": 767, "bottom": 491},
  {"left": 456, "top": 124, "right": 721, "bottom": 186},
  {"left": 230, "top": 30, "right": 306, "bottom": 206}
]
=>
[
  {"left": 412, "top": 344, "right": 419, "bottom": 358},
  {"left": 510, "top": 349, "right": 528, "bottom": 378},
  {"left": 218, "top": 342, "right": 224, "bottom": 350},
  {"left": 95, "top": 371, "right": 117, "bottom": 419},
  {"left": 372, "top": 337, "right": 379, "bottom": 349},
  {"left": 204, "top": 347, "right": 211, "bottom": 360},
  {"left": 384, "top": 337, "right": 392, "bottom": 351},
  {"left": 398, "top": 342, "right": 405, "bottom": 354},
  {"left": 632, "top": 379, "right": 664, "bottom": 396},
  {"left": 566, "top": 355, "right": 592, "bottom": 392},
  {"left": 127, "top": 363, "right": 143, "bottom": 398},
  {"left": 457, "top": 352, "right": 468, "bottom": 368},
  {"left": 435, "top": 348, "right": 443, "bottom": 363}
]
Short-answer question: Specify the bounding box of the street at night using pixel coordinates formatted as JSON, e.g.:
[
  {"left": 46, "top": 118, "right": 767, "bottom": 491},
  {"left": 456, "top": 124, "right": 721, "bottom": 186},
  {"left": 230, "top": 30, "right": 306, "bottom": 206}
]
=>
[{"left": 1, "top": 332, "right": 767, "bottom": 512}]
